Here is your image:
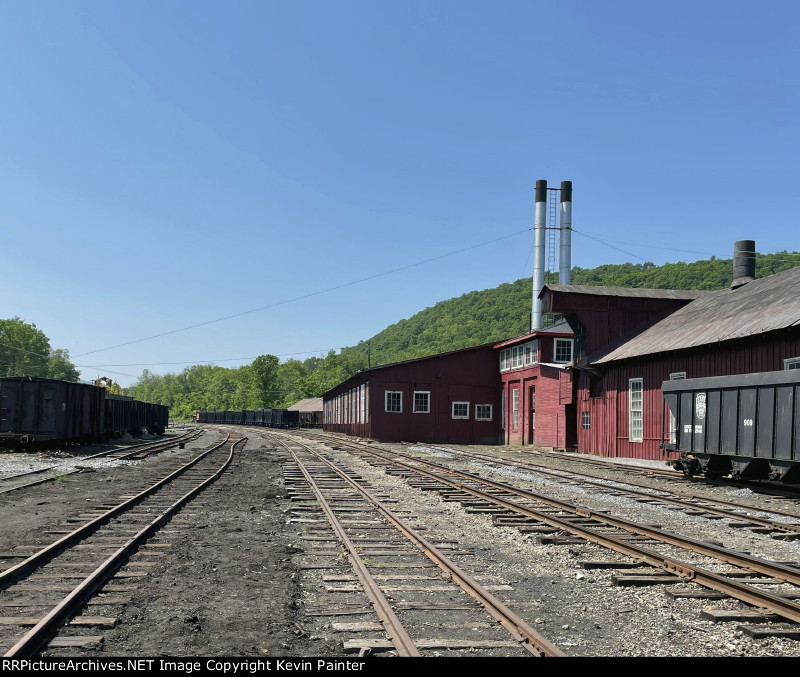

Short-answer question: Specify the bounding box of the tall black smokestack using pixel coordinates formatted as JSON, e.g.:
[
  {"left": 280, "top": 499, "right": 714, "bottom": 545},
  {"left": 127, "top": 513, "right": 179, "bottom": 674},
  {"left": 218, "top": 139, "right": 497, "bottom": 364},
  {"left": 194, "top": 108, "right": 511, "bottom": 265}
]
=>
[{"left": 731, "top": 240, "right": 756, "bottom": 289}]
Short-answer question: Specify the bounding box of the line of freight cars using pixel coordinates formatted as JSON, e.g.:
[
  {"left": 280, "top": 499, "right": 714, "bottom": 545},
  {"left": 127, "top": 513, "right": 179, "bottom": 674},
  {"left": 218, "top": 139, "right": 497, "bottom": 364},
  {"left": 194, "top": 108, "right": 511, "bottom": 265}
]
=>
[
  {"left": 0, "top": 377, "right": 169, "bottom": 448},
  {"left": 196, "top": 409, "right": 319, "bottom": 428}
]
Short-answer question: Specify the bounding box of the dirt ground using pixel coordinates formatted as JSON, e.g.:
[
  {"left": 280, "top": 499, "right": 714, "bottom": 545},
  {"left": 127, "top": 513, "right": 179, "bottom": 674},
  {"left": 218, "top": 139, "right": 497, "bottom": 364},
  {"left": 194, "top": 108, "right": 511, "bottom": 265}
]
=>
[{"left": 66, "top": 433, "right": 320, "bottom": 657}]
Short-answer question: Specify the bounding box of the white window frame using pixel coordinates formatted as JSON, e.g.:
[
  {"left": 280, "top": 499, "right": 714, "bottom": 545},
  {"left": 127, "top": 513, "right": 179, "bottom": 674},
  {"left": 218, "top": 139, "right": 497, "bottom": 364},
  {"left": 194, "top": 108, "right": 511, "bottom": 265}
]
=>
[
  {"left": 499, "top": 349, "right": 511, "bottom": 372},
  {"left": 784, "top": 357, "right": 800, "bottom": 370},
  {"left": 413, "top": 390, "right": 430, "bottom": 414},
  {"left": 581, "top": 411, "right": 590, "bottom": 430},
  {"left": 475, "top": 404, "right": 493, "bottom": 421},
  {"left": 512, "top": 388, "right": 519, "bottom": 431},
  {"left": 385, "top": 390, "right": 402, "bottom": 413},
  {"left": 554, "top": 338, "right": 574, "bottom": 364},
  {"left": 629, "top": 378, "right": 643, "bottom": 442},
  {"left": 451, "top": 401, "right": 470, "bottom": 419},
  {"left": 511, "top": 345, "right": 523, "bottom": 369},
  {"left": 669, "top": 372, "right": 686, "bottom": 380},
  {"left": 524, "top": 340, "right": 539, "bottom": 366}
]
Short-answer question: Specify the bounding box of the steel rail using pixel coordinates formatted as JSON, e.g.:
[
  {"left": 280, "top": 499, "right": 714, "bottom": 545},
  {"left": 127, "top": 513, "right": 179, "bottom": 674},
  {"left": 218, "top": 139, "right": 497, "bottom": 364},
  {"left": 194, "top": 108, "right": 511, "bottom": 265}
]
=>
[
  {"left": 0, "top": 432, "right": 232, "bottom": 590},
  {"left": 0, "top": 429, "right": 204, "bottom": 495},
  {"left": 283, "top": 444, "right": 421, "bottom": 657},
  {"left": 277, "top": 435, "right": 564, "bottom": 657},
  {"left": 423, "top": 445, "right": 800, "bottom": 535},
  {"left": 529, "top": 447, "right": 800, "bottom": 498},
  {"left": 4, "top": 435, "right": 246, "bottom": 657},
  {"left": 313, "top": 435, "right": 800, "bottom": 624}
]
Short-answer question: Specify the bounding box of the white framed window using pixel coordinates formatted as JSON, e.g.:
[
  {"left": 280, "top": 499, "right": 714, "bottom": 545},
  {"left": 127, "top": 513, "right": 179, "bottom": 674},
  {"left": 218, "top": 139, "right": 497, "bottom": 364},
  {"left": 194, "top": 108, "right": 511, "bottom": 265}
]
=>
[
  {"left": 629, "top": 378, "right": 643, "bottom": 442},
  {"left": 413, "top": 391, "right": 430, "bottom": 413},
  {"left": 785, "top": 357, "right": 800, "bottom": 370},
  {"left": 385, "top": 391, "right": 402, "bottom": 413},
  {"left": 475, "top": 404, "right": 493, "bottom": 421},
  {"left": 452, "top": 401, "right": 469, "bottom": 419},
  {"left": 524, "top": 340, "right": 539, "bottom": 366},
  {"left": 554, "top": 339, "right": 574, "bottom": 364},
  {"left": 670, "top": 372, "right": 686, "bottom": 380},
  {"left": 499, "top": 349, "right": 511, "bottom": 372},
  {"left": 512, "top": 389, "right": 519, "bottom": 431},
  {"left": 511, "top": 345, "right": 523, "bottom": 369},
  {"left": 581, "top": 411, "right": 590, "bottom": 430},
  {"left": 501, "top": 390, "right": 506, "bottom": 430}
]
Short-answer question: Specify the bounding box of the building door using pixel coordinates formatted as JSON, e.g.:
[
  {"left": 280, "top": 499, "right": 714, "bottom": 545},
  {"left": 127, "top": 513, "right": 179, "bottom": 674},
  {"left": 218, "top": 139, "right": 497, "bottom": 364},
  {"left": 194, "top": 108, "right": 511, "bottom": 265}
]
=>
[
  {"left": 528, "top": 386, "right": 536, "bottom": 445},
  {"left": 564, "top": 404, "right": 577, "bottom": 449}
]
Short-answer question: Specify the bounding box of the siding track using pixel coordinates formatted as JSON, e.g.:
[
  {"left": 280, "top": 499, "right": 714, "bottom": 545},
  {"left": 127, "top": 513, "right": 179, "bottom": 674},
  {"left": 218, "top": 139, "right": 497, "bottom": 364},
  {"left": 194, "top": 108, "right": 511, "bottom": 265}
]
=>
[
  {"left": 0, "top": 428, "right": 204, "bottom": 495},
  {"left": 289, "top": 431, "right": 800, "bottom": 638},
  {"left": 269, "top": 432, "right": 564, "bottom": 657},
  {"left": 0, "top": 432, "right": 244, "bottom": 656}
]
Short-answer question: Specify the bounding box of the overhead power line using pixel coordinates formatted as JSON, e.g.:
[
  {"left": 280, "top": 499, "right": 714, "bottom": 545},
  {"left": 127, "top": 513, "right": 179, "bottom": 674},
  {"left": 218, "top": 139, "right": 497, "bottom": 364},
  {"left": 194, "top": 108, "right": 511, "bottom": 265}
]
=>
[{"left": 72, "top": 228, "right": 533, "bottom": 358}]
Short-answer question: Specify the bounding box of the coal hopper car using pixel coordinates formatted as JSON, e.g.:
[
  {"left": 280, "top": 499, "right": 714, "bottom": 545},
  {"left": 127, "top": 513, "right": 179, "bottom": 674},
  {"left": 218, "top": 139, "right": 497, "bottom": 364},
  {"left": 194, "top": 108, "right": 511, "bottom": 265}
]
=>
[{"left": 662, "top": 370, "right": 800, "bottom": 483}]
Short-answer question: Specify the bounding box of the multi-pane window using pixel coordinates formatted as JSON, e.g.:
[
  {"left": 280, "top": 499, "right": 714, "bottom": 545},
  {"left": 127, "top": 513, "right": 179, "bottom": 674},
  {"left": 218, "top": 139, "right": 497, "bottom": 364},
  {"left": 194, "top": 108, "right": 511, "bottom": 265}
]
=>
[
  {"left": 500, "top": 341, "right": 539, "bottom": 371},
  {"left": 475, "top": 404, "right": 493, "bottom": 421},
  {"left": 512, "top": 389, "right": 519, "bottom": 431},
  {"left": 670, "top": 372, "right": 686, "bottom": 380},
  {"left": 785, "top": 357, "right": 800, "bottom": 370},
  {"left": 413, "top": 391, "right": 430, "bottom": 413},
  {"left": 452, "top": 401, "right": 469, "bottom": 419},
  {"left": 554, "top": 339, "right": 573, "bottom": 363},
  {"left": 524, "top": 340, "right": 539, "bottom": 366},
  {"left": 581, "top": 411, "right": 591, "bottom": 430},
  {"left": 385, "top": 391, "right": 402, "bottom": 413},
  {"left": 629, "top": 378, "right": 643, "bottom": 442}
]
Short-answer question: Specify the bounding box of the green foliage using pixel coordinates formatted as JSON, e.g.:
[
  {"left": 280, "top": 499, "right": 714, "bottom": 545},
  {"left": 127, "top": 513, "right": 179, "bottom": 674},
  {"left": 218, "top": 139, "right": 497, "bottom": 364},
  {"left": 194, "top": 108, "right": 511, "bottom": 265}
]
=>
[
  {"left": 0, "top": 318, "right": 80, "bottom": 381},
  {"left": 128, "top": 251, "right": 800, "bottom": 418}
]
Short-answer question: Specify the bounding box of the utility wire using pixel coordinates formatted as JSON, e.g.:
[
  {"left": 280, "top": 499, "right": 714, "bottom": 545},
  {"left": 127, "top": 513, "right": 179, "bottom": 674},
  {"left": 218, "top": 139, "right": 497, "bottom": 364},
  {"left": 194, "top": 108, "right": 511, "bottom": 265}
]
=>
[{"left": 72, "top": 228, "right": 533, "bottom": 359}]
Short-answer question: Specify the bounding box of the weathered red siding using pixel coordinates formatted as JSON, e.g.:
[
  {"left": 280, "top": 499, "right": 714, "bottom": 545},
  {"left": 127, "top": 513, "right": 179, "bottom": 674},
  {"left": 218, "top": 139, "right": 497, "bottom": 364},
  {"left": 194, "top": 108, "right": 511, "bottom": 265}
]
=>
[
  {"left": 324, "top": 345, "right": 501, "bottom": 445},
  {"left": 545, "top": 292, "right": 695, "bottom": 356},
  {"left": 577, "top": 328, "right": 800, "bottom": 460},
  {"left": 497, "top": 332, "right": 575, "bottom": 449}
]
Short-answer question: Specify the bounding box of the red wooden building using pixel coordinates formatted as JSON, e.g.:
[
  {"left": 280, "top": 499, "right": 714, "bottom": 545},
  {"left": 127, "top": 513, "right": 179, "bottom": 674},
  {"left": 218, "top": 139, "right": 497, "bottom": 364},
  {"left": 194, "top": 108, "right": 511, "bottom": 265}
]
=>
[
  {"left": 494, "top": 319, "right": 576, "bottom": 448},
  {"left": 543, "top": 250, "right": 800, "bottom": 460},
  {"left": 323, "top": 343, "right": 501, "bottom": 444}
]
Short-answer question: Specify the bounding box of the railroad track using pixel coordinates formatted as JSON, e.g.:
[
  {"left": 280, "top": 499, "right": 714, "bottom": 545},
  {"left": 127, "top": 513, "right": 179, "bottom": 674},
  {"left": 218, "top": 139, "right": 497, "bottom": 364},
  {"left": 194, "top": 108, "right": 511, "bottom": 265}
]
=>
[
  {"left": 266, "top": 432, "right": 564, "bottom": 657},
  {"left": 302, "top": 432, "right": 800, "bottom": 539},
  {"left": 0, "top": 429, "right": 204, "bottom": 495},
  {"left": 403, "top": 444, "right": 800, "bottom": 539},
  {"left": 285, "top": 430, "right": 800, "bottom": 641},
  {"left": 528, "top": 447, "right": 800, "bottom": 498},
  {"left": 0, "top": 431, "right": 244, "bottom": 656}
]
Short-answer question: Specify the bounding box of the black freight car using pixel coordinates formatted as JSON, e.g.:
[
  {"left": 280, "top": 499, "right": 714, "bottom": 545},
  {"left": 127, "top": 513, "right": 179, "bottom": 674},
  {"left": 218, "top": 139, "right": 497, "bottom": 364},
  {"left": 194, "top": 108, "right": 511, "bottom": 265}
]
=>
[
  {"left": 662, "top": 370, "right": 800, "bottom": 482},
  {"left": 298, "top": 411, "right": 322, "bottom": 428},
  {"left": 0, "top": 377, "right": 106, "bottom": 445},
  {"left": 0, "top": 377, "right": 169, "bottom": 447}
]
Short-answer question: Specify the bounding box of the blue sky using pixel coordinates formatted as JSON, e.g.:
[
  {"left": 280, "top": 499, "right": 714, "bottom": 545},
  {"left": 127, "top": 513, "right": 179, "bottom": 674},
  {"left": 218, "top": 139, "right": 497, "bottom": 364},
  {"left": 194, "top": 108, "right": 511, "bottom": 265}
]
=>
[{"left": 2, "top": 0, "right": 799, "bottom": 385}]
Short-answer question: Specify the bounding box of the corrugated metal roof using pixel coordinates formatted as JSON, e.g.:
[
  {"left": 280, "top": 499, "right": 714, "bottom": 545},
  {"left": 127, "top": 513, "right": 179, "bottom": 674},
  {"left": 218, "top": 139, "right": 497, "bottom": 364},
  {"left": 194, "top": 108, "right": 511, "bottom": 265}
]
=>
[
  {"left": 593, "top": 266, "right": 800, "bottom": 364},
  {"left": 288, "top": 397, "right": 323, "bottom": 412},
  {"left": 543, "top": 284, "right": 708, "bottom": 300}
]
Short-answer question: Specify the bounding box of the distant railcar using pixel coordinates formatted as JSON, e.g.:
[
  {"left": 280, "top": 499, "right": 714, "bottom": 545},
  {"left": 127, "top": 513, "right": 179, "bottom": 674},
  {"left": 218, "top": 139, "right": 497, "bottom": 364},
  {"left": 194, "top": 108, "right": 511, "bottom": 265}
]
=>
[
  {"left": 195, "top": 407, "right": 300, "bottom": 429},
  {"left": 298, "top": 411, "right": 322, "bottom": 428},
  {"left": 662, "top": 370, "right": 800, "bottom": 482}
]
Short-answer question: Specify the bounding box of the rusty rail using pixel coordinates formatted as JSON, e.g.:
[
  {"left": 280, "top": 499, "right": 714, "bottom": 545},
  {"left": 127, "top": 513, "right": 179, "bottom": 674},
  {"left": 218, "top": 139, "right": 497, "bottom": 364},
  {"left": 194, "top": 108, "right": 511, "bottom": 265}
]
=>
[
  {"left": 4, "top": 434, "right": 245, "bottom": 657},
  {"left": 275, "top": 434, "right": 565, "bottom": 657}
]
